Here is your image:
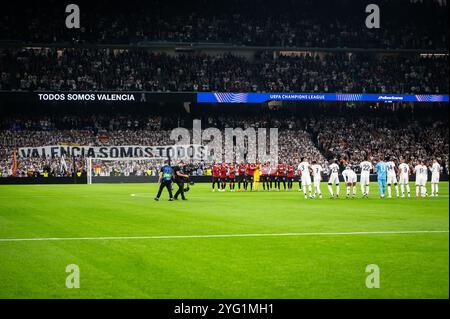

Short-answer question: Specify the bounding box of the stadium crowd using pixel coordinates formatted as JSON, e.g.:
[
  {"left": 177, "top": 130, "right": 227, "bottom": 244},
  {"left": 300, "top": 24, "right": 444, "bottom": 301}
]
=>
[
  {"left": 1, "top": 0, "right": 448, "bottom": 49},
  {"left": 314, "top": 117, "right": 449, "bottom": 171},
  {"left": 0, "top": 108, "right": 448, "bottom": 178},
  {"left": 1, "top": 49, "right": 448, "bottom": 94}
]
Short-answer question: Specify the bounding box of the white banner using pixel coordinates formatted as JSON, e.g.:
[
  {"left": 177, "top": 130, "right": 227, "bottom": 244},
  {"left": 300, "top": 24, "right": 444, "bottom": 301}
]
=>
[{"left": 18, "top": 145, "right": 207, "bottom": 160}]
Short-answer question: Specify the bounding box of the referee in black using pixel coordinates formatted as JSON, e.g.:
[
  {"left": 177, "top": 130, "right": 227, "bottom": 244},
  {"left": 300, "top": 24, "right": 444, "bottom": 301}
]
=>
[{"left": 173, "top": 161, "right": 189, "bottom": 200}]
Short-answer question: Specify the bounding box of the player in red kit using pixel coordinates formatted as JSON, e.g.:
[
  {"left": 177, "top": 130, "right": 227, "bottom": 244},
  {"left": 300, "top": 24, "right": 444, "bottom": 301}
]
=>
[
  {"left": 244, "top": 162, "right": 250, "bottom": 191},
  {"left": 211, "top": 162, "right": 220, "bottom": 192},
  {"left": 219, "top": 163, "right": 228, "bottom": 191},
  {"left": 287, "top": 163, "right": 295, "bottom": 191},
  {"left": 228, "top": 163, "right": 236, "bottom": 191},
  {"left": 212, "top": 162, "right": 221, "bottom": 192},
  {"left": 245, "top": 162, "right": 256, "bottom": 191},
  {"left": 261, "top": 162, "right": 269, "bottom": 191},
  {"left": 237, "top": 162, "right": 246, "bottom": 191},
  {"left": 277, "top": 162, "right": 287, "bottom": 191},
  {"left": 269, "top": 162, "right": 278, "bottom": 191}
]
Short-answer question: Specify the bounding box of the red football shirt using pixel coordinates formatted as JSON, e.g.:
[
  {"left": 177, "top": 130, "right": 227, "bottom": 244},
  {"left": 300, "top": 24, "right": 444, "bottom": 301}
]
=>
[
  {"left": 270, "top": 165, "right": 278, "bottom": 176},
  {"left": 277, "top": 163, "right": 286, "bottom": 176},
  {"left": 287, "top": 165, "right": 295, "bottom": 178},
  {"left": 238, "top": 164, "right": 246, "bottom": 176},
  {"left": 246, "top": 163, "right": 256, "bottom": 176},
  {"left": 212, "top": 164, "right": 220, "bottom": 177},
  {"left": 228, "top": 165, "right": 236, "bottom": 178},
  {"left": 220, "top": 165, "right": 228, "bottom": 179}
]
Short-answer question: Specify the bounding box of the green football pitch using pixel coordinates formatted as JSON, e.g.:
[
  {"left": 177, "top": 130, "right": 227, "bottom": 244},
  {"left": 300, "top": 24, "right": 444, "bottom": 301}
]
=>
[{"left": 0, "top": 182, "right": 448, "bottom": 299}]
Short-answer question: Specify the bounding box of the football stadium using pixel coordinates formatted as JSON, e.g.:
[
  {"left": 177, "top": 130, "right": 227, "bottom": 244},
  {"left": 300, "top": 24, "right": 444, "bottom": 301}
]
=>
[{"left": 0, "top": 0, "right": 448, "bottom": 306}]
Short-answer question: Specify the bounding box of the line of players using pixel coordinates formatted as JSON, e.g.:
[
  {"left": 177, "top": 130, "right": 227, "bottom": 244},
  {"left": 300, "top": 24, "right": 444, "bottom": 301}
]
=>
[
  {"left": 211, "top": 161, "right": 304, "bottom": 193},
  {"left": 210, "top": 157, "right": 443, "bottom": 199}
]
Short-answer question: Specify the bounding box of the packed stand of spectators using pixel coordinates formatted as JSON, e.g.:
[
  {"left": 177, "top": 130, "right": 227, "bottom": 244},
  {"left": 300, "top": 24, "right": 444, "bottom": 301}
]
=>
[
  {"left": 0, "top": 114, "right": 323, "bottom": 177},
  {"left": 1, "top": 0, "right": 448, "bottom": 49},
  {"left": 1, "top": 48, "right": 448, "bottom": 94},
  {"left": 315, "top": 117, "right": 449, "bottom": 173},
  {"left": 0, "top": 107, "right": 448, "bottom": 177}
]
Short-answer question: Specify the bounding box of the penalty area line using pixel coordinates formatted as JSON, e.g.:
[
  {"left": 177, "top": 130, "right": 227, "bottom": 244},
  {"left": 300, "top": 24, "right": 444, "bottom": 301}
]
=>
[{"left": 0, "top": 230, "right": 448, "bottom": 243}]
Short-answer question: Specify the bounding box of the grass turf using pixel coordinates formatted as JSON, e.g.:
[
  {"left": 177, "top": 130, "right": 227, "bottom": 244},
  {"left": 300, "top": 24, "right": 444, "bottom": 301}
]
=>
[{"left": 0, "top": 182, "right": 448, "bottom": 298}]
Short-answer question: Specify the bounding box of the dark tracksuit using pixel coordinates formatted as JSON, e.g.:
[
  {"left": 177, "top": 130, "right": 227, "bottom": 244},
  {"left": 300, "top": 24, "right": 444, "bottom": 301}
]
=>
[
  {"left": 173, "top": 165, "right": 186, "bottom": 200},
  {"left": 156, "top": 165, "right": 173, "bottom": 199}
]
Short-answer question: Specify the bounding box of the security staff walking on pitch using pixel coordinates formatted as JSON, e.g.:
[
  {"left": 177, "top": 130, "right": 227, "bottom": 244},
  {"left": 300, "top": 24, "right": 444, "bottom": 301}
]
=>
[
  {"left": 154, "top": 160, "right": 174, "bottom": 201},
  {"left": 173, "top": 161, "right": 189, "bottom": 200}
]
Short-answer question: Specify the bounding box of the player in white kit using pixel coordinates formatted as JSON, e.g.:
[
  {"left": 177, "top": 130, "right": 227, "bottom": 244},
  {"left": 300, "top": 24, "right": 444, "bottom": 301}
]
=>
[
  {"left": 327, "top": 160, "right": 340, "bottom": 199},
  {"left": 430, "top": 159, "right": 442, "bottom": 197},
  {"left": 342, "top": 165, "right": 357, "bottom": 198},
  {"left": 386, "top": 157, "right": 399, "bottom": 198},
  {"left": 311, "top": 160, "right": 323, "bottom": 199},
  {"left": 398, "top": 158, "right": 411, "bottom": 198},
  {"left": 298, "top": 158, "right": 313, "bottom": 199},
  {"left": 359, "top": 158, "right": 373, "bottom": 198},
  {"left": 414, "top": 160, "right": 428, "bottom": 197}
]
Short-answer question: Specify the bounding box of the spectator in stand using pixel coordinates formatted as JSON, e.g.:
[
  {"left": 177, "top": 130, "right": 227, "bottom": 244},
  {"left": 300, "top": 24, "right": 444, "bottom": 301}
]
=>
[
  {"left": 1, "top": 0, "right": 448, "bottom": 49},
  {"left": 0, "top": 108, "right": 447, "bottom": 178},
  {"left": 1, "top": 49, "right": 448, "bottom": 94}
]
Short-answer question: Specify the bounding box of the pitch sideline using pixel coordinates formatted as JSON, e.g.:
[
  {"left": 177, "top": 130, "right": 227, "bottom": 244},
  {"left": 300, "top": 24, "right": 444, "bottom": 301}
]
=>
[{"left": 0, "top": 230, "right": 448, "bottom": 243}]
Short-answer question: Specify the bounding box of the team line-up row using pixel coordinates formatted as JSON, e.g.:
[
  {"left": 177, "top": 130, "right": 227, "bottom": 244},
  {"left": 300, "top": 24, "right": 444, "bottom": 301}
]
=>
[{"left": 209, "top": 157, "right": 443, "bottom": 199}]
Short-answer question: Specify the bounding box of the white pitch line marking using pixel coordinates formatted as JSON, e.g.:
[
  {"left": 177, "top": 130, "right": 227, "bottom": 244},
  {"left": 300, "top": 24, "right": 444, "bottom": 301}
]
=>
[{"left": 0, "top": 230, "right": 448, "bottom": 243}]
